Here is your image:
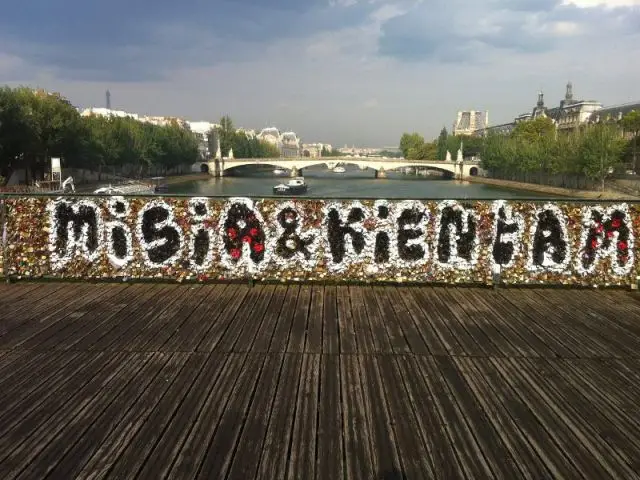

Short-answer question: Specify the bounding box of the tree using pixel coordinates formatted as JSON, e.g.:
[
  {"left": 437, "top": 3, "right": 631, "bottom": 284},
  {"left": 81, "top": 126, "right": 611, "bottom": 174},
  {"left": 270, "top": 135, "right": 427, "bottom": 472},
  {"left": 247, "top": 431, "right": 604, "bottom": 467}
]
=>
[
  {"left": 511, "top": 116, "right": 555, "bottom": 143},
  {"left": 578, "top": 124, "right": 625, "bottom": 190},
  {"left": 399, "top": 132, "right": 425, "bottom": 158},
  {"left": 436, "top": 127, "right": 448, "bottom": 160},
  {"left": 218, "top": 115, "right": 235, "bottom": 158},
  {"left": 620, "top": 111, "right": 640, "bottom": 172}
]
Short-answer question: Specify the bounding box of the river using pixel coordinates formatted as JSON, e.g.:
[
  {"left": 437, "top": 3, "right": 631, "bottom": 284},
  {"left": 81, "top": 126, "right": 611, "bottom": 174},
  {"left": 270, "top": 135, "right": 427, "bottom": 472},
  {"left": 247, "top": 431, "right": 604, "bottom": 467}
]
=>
[{"left": 167, "top": 165, "right": 555, "bottom": 199}]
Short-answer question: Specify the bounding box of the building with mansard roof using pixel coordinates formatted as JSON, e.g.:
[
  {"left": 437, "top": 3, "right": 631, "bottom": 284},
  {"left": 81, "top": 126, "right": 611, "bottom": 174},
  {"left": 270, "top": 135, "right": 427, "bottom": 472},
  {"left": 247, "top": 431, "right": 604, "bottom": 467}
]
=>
[{"left": 473, "top": 82, "right": 639, "bottom": 137}]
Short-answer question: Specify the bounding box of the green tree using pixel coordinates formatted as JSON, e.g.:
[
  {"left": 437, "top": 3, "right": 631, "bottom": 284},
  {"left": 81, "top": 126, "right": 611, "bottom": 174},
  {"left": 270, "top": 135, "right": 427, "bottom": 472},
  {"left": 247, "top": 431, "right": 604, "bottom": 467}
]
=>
[
  {"left": 436, "top": 127, "right": 448, "bottom": 160},
  {"left": 511, "top": 116, "right": 556, "bottom": 143},
  {"left": 218, "top": 115, "right": 235, "bottom": 158},
  {"left": 620, "top": 111, "right": 640, "bottom": 172},
  {"left": 399, "top": 132, "right": 425, "bottom": 159},
  {"left": 578, "top": 124, "right": 625, "bottom": 190}
]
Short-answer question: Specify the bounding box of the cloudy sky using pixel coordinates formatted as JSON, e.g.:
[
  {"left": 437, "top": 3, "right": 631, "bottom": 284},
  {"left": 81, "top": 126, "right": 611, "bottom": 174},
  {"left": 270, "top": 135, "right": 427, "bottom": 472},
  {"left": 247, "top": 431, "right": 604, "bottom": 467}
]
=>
[{"left": 1, "top": 0, "right": 639, "bottom": 147}]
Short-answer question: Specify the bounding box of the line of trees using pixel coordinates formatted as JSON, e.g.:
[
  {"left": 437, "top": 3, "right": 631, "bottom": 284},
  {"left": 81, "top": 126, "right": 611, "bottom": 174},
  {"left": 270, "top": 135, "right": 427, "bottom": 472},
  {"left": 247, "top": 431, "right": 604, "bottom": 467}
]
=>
[
  {"left": 399, "top": 111, "right": 640, "bottom": 190},
  {"left": 399, "top": 129, "right": 483, "bottom": 160},
  {"left": 206, "top": 115, "right": 281, "bottom": 159},
  {"left": 481, "top": 116, "right": 637, "bottom": 189},
  {"left": 0, "top": 86, "right": 201, "bottom": 184}
]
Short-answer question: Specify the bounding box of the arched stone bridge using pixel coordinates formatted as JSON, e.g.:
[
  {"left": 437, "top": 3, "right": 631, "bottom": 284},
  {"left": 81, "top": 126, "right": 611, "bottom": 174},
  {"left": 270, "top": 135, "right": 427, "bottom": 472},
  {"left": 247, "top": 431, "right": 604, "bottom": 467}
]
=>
[{"left": 194, "top": 157, "right": 483, "bottom": 179}]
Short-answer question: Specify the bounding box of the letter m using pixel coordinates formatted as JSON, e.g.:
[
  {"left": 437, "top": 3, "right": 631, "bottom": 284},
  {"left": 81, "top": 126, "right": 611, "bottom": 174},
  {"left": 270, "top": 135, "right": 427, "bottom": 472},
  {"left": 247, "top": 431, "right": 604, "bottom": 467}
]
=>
[{"left": 48, "top": 199, "right": 102, "bottom": 270}]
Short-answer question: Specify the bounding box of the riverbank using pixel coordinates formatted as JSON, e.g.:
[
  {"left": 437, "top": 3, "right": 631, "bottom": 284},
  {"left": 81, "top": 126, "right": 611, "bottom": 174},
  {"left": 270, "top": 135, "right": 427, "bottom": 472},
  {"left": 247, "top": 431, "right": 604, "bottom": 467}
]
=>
[{"left": 466, "top": 176, "right": 640, "bottom": 200}]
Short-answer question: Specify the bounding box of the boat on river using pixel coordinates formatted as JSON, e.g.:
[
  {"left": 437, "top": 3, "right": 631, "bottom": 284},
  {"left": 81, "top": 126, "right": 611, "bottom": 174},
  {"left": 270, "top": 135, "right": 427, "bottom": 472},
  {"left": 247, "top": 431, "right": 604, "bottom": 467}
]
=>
[
  {"left": 273, "top": 168, "right": 286, "bottom": 176},
  {"left": 333, "top": 166, "right": 346, "bottom": 173},
  {"left": 272, "top": 177, "right": 308, "bottom": 195}
]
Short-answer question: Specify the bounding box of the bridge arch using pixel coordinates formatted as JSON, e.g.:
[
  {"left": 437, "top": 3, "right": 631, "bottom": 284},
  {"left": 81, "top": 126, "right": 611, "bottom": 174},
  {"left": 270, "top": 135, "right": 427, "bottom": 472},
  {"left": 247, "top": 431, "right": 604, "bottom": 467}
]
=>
[
  {"left": 200, "top": 163, "right": 210, "bottom": 174},
  {"left": 199, "top": 157, "right": 483, "bottom": 178}
]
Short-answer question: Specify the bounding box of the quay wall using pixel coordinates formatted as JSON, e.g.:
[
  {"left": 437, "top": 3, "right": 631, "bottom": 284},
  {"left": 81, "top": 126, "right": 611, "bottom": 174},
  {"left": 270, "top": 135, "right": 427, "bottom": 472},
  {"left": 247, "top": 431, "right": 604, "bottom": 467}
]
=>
[{"left": 0, "top": 195, "right": 638, "bottom": 287}]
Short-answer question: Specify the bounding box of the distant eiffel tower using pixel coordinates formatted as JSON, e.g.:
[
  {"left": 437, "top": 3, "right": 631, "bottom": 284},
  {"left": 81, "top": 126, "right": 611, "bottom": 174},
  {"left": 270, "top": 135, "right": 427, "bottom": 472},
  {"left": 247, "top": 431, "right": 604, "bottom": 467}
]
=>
[{"left": 106, "top": 90, "right": 111, "bottom": 110}]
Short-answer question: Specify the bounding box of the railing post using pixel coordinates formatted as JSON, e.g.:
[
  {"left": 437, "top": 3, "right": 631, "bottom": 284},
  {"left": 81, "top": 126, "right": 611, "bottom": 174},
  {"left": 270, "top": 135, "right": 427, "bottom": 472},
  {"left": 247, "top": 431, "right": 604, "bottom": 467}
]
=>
[{"left": 1, "top": 196, "right": 8, "bottom": 283}]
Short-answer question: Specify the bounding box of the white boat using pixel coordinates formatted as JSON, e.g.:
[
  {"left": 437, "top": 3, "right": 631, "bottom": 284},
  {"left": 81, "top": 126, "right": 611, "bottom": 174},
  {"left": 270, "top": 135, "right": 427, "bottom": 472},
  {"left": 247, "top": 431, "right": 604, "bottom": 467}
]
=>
[
  {"left": 273, "top": 169, "right": 286, "bottom": 175},
  {"left": 273, "top": 177, "right": 308, "bottom": 195},
  {"left": 93, "top": 182, "right": 155, "bottom": 195},
  {"left": 333, "top": 166, "right": 346, "bottom": 173}
]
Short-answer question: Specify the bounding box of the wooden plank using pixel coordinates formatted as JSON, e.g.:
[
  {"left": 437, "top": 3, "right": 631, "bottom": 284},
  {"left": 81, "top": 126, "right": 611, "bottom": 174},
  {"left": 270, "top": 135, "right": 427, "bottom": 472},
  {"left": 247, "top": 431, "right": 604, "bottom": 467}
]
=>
[
  {"left": 20, "top": 352, "right": 184, "bottom": 480},
  {"left": 358, "top": 354, "right": 403, "bottom": 477},
  {"left": 454, "top": 357, "right": 552, "bottom": 479},
  {"left": 491, "top": 357, "right": 624, "bottom": 478},
  {"left": 374, "top": 356, "right": 437, "bottom": 478},
  {"left": 233, "top": 285, "right": 277, "bottom": 352},
  {"left": 53, "top": 284, "right": 156, "bottom": 351},
  {"left": 286, "top": 353, "right": 320, "bottom": 479},
  {"left": 195, "top": 353, "right": 267, "bottom": 479},
  {"left": 339, "top": 354, "right": 375, "bottom": 480},
  {"left": 11, "top": 285, "right": 129, "bottom": 350},
  {"left": 349, "top": 285, "right": 376, "bottom": 353},
  {"left": 305, "top": 285, "right": 324, "bottom": 354},
  {"left": 470, "top": 357, "right": 581, "bottom": 478},
  {"left": 321, "top": 286, "right": 339, "bottom": 354},
  {"left": 0, "top": 353, "right": 94, "bottom": 436},
  {"left": 315, "top": 354, "right": 344, "bottom": 480},
  {"left": 101, "top": 353, "right": 209, "bottom": 478},
  {"left": 0, "top": 351, "right": 81, "bottom": 410},
  {"left": 166, "top": 353, "right": 248, "bottom": 477},
  {"left": 0, "top": 284, "right": 97, "bottom": 339},
  {"left": 409, "top": 287, "right": 465, "bottom": 356},
  {"left": 268, "top": 286, "right": 299, "bottom": 353},
  {"left": 449, "top": 287, "right": 522, "bottom": 357},
  {"left": 0, "top": 283, "right": 69, "bottom": 322},
  {"left": 130, "top": 286, "right": 212, "bottom": 352},
  {"left": 497, "top": 290, "right": 581, "bottom": 358},
  {"left": 431, "top": 288, "right": 499, "bottom": 357},
  {"left": 419, "top": 287, "right": 485, "bottom": 356},
  {"left": 542, "top": 289, "right": 640, "bottom": 354},
  {"left": 530, "top": 289, "right": 638, "bottom": 357},
  {"left": 336, "top": 286, "right": 358, "bottom": 353},
  {"left": 33, "top": 284, "right": 145, "bottom": 351},
  {"left": 520, "top": 357, "right": 640, "bottom": 471},
  {"left": 214, "top": 285, "right": 268, "bottom": 353},
  {"left": 433, "top": 355, "right": 528, "bottom": 478},
  {"left": 0, "top": 351, "right": 135, "bottom": 472},
  {"left": 255, "top": 353, "right": 303, "bottom": 479},
  {"left": 362, "top": 287, "right": 395, "bottom": 353},
  {"left": 133, "top": 353, "right": 232, "bottom": 479},
  {"left": 415, "top": 356, "right": 495, "bottom": 478},
  {"left": 462, "top": 289, "right": 552, "bottom": 358},
  {"left": 195, "top": 285, "right": 251, "bottom": 352},
  {"left": 68, "top": 284, "right": 173, "bottom": 351},
  {"left": 251, "top": 286, "right": 287, "bottom": 353},
  {"left": 286, "top": 285, "right": 311, "bottom": 353},
  {"left": 0, "top": 283, "right": 44, "bottom": 303},
  {"left": 502, "top": 289, "right": 598, "bottom": 357},
  {"left": 380, "top": 287, "right": 428, "bottom": 354},
  {"left": 393, "top": 355, "right": 464, "bottom": 478},
  {"left": 102, "top": 285, "right": 195, "bottom": 351},
  {"left": 160, "top": 284, "right": 232, "bottom": 352},
  {"left": 226, "top": 353, "right": 285, "bottom": 479},
  {"left": 393, "top": 286, "right": 447, "bottom": 355},
  {"left": 71, "top": 354, "right": 205, "bottom": 479}
]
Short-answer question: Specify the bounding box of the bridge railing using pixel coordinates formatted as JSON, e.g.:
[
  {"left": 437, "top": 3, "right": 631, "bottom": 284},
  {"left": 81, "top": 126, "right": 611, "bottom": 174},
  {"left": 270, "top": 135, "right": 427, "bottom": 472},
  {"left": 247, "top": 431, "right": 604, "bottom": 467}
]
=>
[{"left": 1, "top": 194, "right": 638, "bottom": 287}]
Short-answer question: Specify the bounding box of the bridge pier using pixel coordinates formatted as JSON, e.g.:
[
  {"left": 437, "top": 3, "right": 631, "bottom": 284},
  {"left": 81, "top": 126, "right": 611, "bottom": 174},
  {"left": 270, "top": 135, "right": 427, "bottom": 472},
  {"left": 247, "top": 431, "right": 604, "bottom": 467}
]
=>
[
  {"left": 290, "top": 167, "right": 301, "bottom": 177},
  {"left": 374, "top": 168, "right": 387, "bottom": 179}
]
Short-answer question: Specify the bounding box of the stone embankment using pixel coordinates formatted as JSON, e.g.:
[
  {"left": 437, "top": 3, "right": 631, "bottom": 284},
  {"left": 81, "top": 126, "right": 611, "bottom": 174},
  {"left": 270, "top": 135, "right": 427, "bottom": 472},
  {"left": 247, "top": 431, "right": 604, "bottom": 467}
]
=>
[{"left": 466, "top": 176, "right": 640, "bottom": 200}]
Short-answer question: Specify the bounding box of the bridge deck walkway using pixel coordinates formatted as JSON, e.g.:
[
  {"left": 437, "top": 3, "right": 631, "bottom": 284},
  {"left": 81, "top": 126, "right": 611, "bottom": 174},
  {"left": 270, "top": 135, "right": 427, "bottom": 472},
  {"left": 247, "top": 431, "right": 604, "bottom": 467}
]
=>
[{"left": 1, "top": 283, "right": 640, "bottom": 479}]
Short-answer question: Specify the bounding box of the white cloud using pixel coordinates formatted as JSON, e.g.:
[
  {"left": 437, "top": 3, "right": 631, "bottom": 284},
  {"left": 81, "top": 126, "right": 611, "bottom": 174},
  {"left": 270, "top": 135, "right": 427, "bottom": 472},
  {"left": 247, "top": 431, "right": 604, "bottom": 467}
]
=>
[{"left": 563, "top": 0, "right": 640, "bottom": 6}]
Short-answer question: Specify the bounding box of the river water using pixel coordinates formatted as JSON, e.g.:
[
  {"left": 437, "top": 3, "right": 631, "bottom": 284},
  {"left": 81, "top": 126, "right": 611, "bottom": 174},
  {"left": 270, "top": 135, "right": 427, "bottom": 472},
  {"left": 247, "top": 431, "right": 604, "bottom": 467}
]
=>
[{"left": 167, "top": 165, "right": 555, "bottom": 199}]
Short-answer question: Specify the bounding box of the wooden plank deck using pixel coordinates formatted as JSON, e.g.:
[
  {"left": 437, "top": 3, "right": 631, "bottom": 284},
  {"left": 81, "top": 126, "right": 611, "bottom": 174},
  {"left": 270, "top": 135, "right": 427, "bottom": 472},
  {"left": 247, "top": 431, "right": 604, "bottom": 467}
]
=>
[{"left": 1, "top": 283, "right": 640, "bottom": 479}]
